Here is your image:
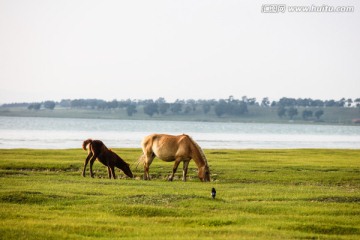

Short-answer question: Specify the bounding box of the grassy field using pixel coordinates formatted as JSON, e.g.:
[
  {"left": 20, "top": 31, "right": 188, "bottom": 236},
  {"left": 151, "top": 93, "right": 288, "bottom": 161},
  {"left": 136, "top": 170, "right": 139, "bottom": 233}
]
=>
[{"left": 0, "top": 148, "right": 359, "bottom": 239}]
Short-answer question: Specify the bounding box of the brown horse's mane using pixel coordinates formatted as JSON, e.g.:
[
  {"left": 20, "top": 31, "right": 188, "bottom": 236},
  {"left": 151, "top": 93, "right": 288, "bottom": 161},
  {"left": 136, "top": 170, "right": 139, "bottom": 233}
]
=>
[{"left": 186, "top": 135, "right": 209, "bottom": 167}]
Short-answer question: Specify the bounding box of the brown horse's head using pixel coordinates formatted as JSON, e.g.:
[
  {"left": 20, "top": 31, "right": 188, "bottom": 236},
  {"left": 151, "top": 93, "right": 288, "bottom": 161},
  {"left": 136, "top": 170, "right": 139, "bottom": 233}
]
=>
[
  {"left": 198, "top": 165, "right": 211, "bottom": 182},
  {"left": 121, "top": 163, "right": 133, "bottom": 178},
  {"left": 114, "top": 154, "right": 134, "bottom": 178}
]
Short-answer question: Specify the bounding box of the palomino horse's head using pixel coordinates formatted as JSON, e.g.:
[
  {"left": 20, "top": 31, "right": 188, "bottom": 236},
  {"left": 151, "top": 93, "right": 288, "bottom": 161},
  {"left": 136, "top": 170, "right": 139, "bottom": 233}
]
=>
[{"left": 198, "top": 165, "right": 211, "bottom": 182}]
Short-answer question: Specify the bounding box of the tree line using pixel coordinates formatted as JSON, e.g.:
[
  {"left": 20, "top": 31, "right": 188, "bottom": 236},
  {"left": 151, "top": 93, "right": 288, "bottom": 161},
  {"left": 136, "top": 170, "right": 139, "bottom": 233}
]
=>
[
  {"left": 276, "top": 106, "right": 324, "bottom": 121},
  {"left": 2, "top": 96, "right": 359, "bottom": 120}
]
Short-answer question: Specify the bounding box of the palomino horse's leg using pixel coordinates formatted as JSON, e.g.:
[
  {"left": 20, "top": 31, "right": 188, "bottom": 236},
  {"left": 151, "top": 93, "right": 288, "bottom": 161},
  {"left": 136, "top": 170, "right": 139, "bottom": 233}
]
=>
[
  {"left": 89, "top": 155, "right": 97, "bottom": 178},
  {"left": 143, "top": 154, "right": 155, "bottom": 180},
  {"left": 168, "top": 159, "right": 182, "bottom": 181},
  {"left": 182, "top": 161, "right": 190, "bottom": 182},
  {"left": 82, "top": 153, "right": 93, "bottom": 177}
]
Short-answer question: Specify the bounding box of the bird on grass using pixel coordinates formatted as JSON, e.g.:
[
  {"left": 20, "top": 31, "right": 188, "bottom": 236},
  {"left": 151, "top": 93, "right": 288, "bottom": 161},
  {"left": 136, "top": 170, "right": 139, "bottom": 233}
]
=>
[{"left": 211, "top": 187, "right": 216, "bottom": 199}]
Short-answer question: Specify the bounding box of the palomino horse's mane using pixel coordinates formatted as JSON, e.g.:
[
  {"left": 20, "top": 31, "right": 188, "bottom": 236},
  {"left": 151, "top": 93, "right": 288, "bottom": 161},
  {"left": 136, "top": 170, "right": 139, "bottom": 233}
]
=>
[{"left": 187, "top": 135, "right": 209, "bottom": 167}]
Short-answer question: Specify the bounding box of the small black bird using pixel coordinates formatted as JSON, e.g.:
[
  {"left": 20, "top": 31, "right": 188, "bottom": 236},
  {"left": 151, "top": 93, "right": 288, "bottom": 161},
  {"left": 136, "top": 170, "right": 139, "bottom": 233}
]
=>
[{"left": 211, "top": 187, "right": 216, "bottom": 199}]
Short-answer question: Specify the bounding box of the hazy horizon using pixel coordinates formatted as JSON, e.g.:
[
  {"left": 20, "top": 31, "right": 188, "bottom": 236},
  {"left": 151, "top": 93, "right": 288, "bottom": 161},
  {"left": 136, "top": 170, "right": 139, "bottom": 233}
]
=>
[{"left": 1, "top": 0, "right": 359, "bottom": 104}]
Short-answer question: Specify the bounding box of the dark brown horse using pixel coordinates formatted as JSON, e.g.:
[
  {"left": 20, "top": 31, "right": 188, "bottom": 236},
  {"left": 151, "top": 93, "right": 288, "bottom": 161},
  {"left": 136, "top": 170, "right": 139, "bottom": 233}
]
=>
[{"left": 82, "top": 139, "right": 133, "bottom": 179}]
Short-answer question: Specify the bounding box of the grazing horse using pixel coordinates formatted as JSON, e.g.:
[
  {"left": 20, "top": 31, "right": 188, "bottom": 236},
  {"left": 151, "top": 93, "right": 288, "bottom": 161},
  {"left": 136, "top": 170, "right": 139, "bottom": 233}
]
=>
[
  {"left": 82, "top": 139, "right": 133, "bottom": 179},
  {"left": 138, "top": 134, "right": 210, "bottom": 182}
]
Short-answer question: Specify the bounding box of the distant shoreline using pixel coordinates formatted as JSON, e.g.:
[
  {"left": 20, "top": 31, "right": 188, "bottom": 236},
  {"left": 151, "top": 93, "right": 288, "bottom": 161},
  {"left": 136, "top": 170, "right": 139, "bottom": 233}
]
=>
[
  {"left": 2, "top": 114, "right": 360, "bottom": 150},
  {"left": 1, "top": 105, "right": 359, "bottom": 126}
]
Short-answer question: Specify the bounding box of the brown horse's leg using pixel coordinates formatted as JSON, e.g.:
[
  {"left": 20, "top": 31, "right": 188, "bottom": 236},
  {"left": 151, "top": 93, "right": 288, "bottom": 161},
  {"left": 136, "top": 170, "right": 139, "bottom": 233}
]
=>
[
  {"left": 168, "top": 159, "right": 181, "bottom": 181},
  {"left": 182, "top": 161, "right": 190, "bottom": 182},
  {"left": 82, "top": 153, "right": 93, "bottom": 177},
  {"left": 107, "top": 166, "right": 112, "bottom": 178},
  {"left": 110, "top": 165, "right": 116, "bottom": 179},
  {"left": 89, "top": 155, "right": 97, "bottom": 178}
]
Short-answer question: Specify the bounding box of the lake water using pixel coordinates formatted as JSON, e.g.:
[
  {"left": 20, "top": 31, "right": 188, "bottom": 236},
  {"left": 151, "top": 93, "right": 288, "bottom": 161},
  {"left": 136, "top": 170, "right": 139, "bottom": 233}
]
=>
[{"left": 0, "top": 116, "right": 359, "bottom": 149}]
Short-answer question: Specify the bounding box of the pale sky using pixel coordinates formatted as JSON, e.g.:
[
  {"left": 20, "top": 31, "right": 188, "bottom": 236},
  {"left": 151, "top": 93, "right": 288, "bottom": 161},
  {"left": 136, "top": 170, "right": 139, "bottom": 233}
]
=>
[{"left": 0, "top": 0, "right": 359, "bottom": 104}]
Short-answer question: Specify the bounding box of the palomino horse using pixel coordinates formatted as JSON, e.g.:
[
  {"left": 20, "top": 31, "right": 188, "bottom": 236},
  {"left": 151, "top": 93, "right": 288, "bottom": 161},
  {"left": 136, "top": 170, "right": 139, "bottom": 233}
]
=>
[
  {"left": 138, "top": 134, "right": 210, "bottom": 182},
  {"left": 82, "top": 139, "right": 133, "bottom": 179}
]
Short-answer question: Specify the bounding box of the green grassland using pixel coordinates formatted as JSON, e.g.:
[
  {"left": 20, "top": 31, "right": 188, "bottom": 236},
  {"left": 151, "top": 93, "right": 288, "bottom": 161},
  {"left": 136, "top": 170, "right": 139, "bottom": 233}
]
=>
[
  {"left": 1, "top": 105, "right": 359, "bottom": 125},
  {"left": 0, "top": 149, "right": 359, "bottom": 239}
]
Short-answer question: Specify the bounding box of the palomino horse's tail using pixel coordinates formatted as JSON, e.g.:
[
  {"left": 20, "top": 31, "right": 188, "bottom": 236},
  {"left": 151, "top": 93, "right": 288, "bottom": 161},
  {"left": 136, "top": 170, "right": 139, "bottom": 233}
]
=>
[
  {"left": 135, "top": 154, "right": 146, "bottom": 170},
  {"left": 82, "top": 139, "right": 93, "bottom": 150}
]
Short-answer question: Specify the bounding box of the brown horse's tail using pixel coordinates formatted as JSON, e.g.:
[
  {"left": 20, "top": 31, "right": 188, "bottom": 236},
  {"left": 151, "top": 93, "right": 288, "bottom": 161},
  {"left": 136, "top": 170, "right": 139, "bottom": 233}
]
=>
[{"left": 82, "top": 139, "right": 93, "bottom": 150}]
